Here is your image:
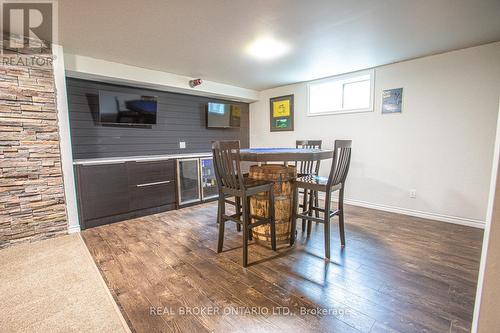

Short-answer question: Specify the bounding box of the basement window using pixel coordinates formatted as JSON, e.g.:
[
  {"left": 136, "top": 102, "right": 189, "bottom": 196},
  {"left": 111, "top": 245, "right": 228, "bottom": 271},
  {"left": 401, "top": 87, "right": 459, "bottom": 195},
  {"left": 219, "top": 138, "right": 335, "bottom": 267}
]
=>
[{"left": 307, "top": 69, "right": 374, "bottom": 116}]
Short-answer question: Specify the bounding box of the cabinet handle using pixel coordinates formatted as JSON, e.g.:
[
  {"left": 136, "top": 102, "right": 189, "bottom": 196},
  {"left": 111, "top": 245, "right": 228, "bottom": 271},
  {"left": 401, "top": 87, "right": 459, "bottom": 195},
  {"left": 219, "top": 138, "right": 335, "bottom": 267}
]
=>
[{"left": 136, "top": 180, "right": 172, "bottom": 187}]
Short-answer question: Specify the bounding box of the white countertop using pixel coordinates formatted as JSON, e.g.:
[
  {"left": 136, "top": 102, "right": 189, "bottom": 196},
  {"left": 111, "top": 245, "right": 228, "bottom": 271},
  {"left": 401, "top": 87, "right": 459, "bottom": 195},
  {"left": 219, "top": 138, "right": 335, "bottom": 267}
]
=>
[{"left": 73, "top": 152, "right": 212, "bottom": 165}]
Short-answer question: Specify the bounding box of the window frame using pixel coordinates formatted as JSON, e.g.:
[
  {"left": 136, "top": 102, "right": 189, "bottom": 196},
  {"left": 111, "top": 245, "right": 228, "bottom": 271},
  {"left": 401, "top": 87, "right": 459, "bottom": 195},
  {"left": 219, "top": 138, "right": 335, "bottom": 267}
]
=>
[{"left": 307, "top": 69, "right": 375, "bottom": 117}]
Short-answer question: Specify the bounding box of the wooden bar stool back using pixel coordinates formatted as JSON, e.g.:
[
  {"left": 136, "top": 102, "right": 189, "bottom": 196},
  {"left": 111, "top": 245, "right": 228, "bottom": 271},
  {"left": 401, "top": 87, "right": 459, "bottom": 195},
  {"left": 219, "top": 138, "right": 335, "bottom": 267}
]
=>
[
  {"left": 295, "top": 140, "right": 322, "bottom": 177},
  {"left": 212, "top": 141, "right": 277, "bottom": 267},
  {"left": 295, "top": 140, "right": 322, "bottom": 231}
]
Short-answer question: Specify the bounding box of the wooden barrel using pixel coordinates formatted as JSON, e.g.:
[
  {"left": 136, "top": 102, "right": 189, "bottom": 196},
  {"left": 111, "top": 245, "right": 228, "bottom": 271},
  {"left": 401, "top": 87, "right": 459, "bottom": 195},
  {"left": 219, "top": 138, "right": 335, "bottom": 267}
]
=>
[{"left": 249, "top": 164, "right": 296, "bottom": 246}]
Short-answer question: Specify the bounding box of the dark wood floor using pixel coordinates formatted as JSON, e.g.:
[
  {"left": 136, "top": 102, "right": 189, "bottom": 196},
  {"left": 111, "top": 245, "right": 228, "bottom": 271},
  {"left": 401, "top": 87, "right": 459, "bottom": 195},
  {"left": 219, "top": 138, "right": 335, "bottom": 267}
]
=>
[{"left": 82, "top": 201, "right": 483, "bottom": 333}]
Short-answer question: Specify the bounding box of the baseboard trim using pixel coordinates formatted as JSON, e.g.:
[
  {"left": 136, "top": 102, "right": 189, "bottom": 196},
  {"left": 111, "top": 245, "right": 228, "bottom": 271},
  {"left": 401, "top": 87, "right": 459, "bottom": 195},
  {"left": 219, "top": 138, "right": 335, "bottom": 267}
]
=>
[
  {"left": 68, "top": 225, "right": 81, "bottom": 234},
  {"left": 314, "top": 193, "right": 485, "bottom": 229}
]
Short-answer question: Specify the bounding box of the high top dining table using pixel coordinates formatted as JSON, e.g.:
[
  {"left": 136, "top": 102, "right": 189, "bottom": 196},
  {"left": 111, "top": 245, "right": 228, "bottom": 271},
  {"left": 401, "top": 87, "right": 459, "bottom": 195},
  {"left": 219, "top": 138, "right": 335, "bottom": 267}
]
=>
[
  {"left": 240, "top": 148, "right": 333, "bottom": 165},
  {"left": 239, "top": 148, "right": 334, "bottom": 245}
]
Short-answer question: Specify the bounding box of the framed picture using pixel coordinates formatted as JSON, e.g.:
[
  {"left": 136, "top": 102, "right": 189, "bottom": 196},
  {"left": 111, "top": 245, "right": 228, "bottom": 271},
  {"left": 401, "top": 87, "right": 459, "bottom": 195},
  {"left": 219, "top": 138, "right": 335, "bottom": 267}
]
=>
[
  {"left": 382, "top": 88, "right": 403, "bottom": 114},
  {"left": 270, "top": 94, "right": 294, "bottom": 132}
]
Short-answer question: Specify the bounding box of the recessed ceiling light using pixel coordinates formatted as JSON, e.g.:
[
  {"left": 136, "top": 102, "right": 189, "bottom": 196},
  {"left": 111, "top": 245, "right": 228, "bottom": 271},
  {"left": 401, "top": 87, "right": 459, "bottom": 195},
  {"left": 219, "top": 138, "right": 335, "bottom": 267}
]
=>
[{"left": 245, "top": 36, "right": 290, "bottom": 61}]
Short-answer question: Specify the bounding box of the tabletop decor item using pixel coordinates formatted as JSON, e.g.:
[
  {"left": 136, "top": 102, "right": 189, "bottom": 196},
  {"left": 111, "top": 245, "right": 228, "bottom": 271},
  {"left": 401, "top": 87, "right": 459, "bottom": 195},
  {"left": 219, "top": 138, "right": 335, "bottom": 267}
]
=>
[
  {"left": 270, "top": 94, "right": 294, "bottom": 131},
  {"left": 382, "top": 88, "right": 403, "bottom": 114}
]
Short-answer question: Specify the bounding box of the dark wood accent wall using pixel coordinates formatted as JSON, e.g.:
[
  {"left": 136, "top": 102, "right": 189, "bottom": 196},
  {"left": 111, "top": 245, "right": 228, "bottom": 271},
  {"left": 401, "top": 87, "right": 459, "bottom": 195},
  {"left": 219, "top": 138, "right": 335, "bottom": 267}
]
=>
[{"left": 66, "top": 78, "right": 250, "bottom": 160}]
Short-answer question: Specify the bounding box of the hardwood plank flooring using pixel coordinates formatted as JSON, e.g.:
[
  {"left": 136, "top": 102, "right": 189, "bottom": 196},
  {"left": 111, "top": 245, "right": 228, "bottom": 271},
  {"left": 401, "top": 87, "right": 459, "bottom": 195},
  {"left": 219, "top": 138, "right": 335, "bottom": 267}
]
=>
[{"left": 82, "top": 202, "right": 483, "bottom": 333}]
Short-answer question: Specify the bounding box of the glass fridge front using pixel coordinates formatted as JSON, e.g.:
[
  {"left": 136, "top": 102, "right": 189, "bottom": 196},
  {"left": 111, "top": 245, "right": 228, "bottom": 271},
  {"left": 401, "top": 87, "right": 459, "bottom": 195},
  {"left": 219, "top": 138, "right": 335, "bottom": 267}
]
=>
[
  {"left": 177, "top": 158, "right": 201, "bottom": 204},
  {"left": 201, "top": 157, "right": 218, "bottom": 200}
]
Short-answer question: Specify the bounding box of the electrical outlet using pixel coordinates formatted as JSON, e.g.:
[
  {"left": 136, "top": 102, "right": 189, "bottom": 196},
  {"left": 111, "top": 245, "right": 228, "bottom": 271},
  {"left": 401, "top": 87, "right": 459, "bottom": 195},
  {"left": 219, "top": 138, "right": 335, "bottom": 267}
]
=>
[
  {"left": 179, "top": 141, "right": 186, "bottom": 149},
  {"left": 409, "top": 189, "right": 417, "bottom": 199}
]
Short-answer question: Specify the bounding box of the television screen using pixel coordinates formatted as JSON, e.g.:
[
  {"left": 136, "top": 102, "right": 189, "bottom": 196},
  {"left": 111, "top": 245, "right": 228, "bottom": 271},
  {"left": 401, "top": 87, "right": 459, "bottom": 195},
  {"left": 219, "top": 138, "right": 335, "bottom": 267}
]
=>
[
  {"left": 99, "top": 90, "right": 157, "bottom": 125},
  {"left": 207, "top": 102, "right": 241, "bottom": 128}
]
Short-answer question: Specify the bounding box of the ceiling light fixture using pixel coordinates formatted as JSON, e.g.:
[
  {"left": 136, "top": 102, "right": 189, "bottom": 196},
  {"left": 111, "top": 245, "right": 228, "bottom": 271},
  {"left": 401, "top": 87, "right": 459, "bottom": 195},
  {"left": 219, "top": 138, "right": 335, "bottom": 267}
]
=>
[{"left": 245, "top": 36, "right": 290, "bottom": 61}]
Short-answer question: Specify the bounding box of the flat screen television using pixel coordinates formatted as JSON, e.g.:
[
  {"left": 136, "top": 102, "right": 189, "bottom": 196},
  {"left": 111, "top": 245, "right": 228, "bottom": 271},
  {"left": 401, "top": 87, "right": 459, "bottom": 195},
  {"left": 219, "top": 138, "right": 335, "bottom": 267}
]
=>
[
  {"left": 207, "top": 102, "right": 241, "bottom": 128},
  {"left": 99, "top": 90, "right": 157, "bottom": 125}
]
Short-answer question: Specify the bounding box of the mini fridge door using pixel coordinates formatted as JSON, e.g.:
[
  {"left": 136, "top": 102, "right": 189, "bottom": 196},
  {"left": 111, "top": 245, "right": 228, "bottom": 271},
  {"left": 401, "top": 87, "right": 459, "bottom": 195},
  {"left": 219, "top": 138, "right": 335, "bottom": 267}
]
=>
[
  {"left": 177, "top": 158, "right": 201, "bottom": 205},
  {"left": 200, "top": 157, "right": 218, "bottom": 200}
]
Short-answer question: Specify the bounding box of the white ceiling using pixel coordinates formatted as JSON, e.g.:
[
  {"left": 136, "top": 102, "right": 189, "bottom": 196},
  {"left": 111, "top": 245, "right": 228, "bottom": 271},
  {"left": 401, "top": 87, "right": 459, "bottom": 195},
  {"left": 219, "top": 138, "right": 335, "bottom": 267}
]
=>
[{"left": 59, "top": 0, "right": 500, "bottom": 91}]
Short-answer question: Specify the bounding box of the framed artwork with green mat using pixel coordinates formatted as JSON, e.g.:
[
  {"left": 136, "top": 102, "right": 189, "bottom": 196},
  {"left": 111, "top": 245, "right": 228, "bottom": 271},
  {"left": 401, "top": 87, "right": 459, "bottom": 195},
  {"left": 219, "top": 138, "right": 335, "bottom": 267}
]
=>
[{"left": 270, "top": 94, "right": 294, "bottom": 132}]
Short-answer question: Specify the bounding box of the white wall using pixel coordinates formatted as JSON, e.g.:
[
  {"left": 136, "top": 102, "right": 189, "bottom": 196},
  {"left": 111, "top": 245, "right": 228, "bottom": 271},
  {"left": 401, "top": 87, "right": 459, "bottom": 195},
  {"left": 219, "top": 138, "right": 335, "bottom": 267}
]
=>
[
  {"left": 53, "top": 45, "right": 80, "bottom": 233},
  {"left": 250, "top": 42, "right": 500, "bottom": 227}
]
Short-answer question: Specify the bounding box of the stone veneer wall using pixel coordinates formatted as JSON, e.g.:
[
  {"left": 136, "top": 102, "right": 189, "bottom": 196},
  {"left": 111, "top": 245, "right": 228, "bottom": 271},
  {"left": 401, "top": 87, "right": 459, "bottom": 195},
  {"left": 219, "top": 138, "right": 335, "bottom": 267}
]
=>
[{"left": 0, "top": 55, "right": 68, "bottom": 248}]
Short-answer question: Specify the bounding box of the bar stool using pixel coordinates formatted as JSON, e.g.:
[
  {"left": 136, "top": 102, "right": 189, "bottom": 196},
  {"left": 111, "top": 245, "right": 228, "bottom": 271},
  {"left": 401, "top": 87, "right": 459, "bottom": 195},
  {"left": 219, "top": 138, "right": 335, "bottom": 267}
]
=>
[
  {"left": 212, "top": 141, "right": 277, "bottom": 267},
  {"left": 291, "top": 140, "right": 352, "bottom": 259}
]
